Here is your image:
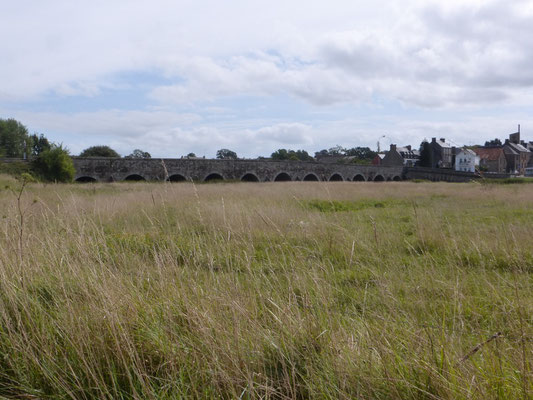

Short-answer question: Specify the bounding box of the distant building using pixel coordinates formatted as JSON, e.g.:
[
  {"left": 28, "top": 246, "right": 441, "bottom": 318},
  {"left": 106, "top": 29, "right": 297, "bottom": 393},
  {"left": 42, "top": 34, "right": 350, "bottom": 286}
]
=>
[
  {"left": 503, "top": 127, "right": 530, "bottom": 174},
  {"left": 454, "top": 148, "right": 478, "bottom": 173},
  {"left": 527, "top": 143, "right": 533, "bottom": 167},
  {"left": 473, "top": 147, "right": 507, "bottom": 173},
  {"left": 428, "top": 138, "right": 453, "bottom": 168},
  {"left": 381, "top": 144, "right": 420, "bottom": 166},
  {"left": 475, "top": 127, "right": 531, "bottom": 174},
  {"left": 381, "top": 145, "right": 402, "bottom": 166},
  {"left": 372, "top": 153, "right": 385, "bottom": 165}
]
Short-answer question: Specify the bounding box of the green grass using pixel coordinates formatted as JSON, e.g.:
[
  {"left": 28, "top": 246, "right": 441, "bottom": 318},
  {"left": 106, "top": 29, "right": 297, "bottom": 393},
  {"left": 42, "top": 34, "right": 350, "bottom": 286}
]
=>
[
  {"left": 305, "top": 198, "right": 407, "bottom": 212},
  {"left": 481, "top": 177, "right": 533, "bottom": 184},
  {"left": 0, "top": 177, "right": 531, "bottom": 399}
]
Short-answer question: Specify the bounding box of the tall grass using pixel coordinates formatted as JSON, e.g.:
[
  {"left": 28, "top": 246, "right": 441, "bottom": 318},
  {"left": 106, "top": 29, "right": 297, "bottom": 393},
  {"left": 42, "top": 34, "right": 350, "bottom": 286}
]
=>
[{"left": 0, "top": 177, "right": 531, "bottom": 399}]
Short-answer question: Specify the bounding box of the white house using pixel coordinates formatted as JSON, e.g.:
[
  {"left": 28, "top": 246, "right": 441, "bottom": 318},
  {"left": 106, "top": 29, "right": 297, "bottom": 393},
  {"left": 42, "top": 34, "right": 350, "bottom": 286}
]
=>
[{"left": 455, "top": 148, "right": 478, "bottom": 173}]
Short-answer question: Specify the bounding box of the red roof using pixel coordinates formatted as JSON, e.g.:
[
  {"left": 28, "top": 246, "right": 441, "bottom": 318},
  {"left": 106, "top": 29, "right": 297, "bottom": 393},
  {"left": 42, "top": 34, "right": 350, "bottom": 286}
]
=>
[{"left": 474, "top": 147, "right": 504, "bottom": 161}]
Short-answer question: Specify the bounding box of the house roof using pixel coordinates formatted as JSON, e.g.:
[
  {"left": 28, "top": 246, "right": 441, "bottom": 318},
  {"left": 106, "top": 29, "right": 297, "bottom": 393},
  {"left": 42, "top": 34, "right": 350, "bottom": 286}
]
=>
[
  {"left": 397, "top": 147, "right": 420, "bottom": 155},
  {"left": 457, "top": 148, "right": 476, "bottom": 156},
  {"left": 505, "top": 142, "right": 530, "bottom": 154},
  {"left": 434, "top": 140, "right": 451, "bottom": 148},
  {"left": 474, "top": 147, "right": 504, "bottom": 161}
]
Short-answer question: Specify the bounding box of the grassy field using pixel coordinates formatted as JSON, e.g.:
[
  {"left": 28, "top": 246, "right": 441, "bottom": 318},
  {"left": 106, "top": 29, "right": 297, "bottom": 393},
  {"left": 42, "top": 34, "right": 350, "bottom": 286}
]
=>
[{"left": 0, "top": 175, "right": 531, "bottom": 399}]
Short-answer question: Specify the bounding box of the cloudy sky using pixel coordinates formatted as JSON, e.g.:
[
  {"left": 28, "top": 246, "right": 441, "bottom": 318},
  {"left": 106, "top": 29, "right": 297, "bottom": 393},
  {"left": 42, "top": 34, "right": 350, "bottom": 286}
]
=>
[{"left": 1, "top": 0, "right": 533, "bottom": 157}]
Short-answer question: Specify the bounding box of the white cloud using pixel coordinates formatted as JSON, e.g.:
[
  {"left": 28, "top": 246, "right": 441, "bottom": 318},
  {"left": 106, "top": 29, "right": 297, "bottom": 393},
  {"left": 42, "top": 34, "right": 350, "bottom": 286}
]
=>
[
  {"left": 250, "top": 123, "right": 313, "bottom": 145},
  {"left": 3, "top": 0, "right": 533, "bottom": 108},
  {"left": 139, "top": 0, "right": 533, "bottom": 109},
  {"left": 2, "top": 0, "right": 533, "bottom": 155},
  {"left": 149, "top": 54, "right": 372, "bottom": 106}
]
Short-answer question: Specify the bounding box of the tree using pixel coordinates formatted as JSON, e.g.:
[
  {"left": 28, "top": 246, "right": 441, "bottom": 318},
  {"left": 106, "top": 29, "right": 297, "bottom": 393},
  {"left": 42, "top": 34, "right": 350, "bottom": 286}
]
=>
[
  {"left": 79, "top": 145, "right": 120, "bottom": 158},
  {"left": 418, "top": 141, "right": 431, "bottom": 167},
  {"left": 343, "top": 147, "right": 377, "bottom": 164},
  {"left": 484, "top": 138, "right": 502, "bottom": 147},
  {"left": 216, "top": 149, "right": 238, "bottom": 160},
  {"left": 271, "top": 149, "right": 289, "bottom": 160},
  {"left": 186, "top": 153, "right": 196, "bottom": 158},
  {"left": 32, "top": 144, "right": 75, "bottom": 182},
  {"left": 0, "top": 118, "right": 29, "bottom": 158},
  {"left": 29, "top": 133, "right": 51, "bottom": 156},
  {"left": 127, "top": 149, "right": 151, "bottom": 159},
  {"left": 327, "top": 145, "right": 344, "bottom": 156},
  {"left": 314, "top": 146, "right": 345, "bottom": 158},
  {"left": 294, "top": 150, "right": 313, "bottom": 161},
  {"left": 344, "top": 147, "right": 377, "bottom": 159},
  {"left": 314, "top": 149, "right": 329, "bottom": 158},
  {"left": 271, "top": 149, "right": 314, "bottom": 161}
]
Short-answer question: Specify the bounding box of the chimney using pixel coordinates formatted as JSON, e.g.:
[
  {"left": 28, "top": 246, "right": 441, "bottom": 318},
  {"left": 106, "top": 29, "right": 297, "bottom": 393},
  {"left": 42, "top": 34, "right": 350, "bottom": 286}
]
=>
[
  {"left": 406, "top": 145, "right": 411, "bottom": 151},
  {"left": 440, "top": 138, "right": 446, "bottom": 143},
  {"left": 390, "top": 144, "right": 397, "bottom": 152},
  {"left": 431, "top": 137, "right": 437, "bottom": 143}
]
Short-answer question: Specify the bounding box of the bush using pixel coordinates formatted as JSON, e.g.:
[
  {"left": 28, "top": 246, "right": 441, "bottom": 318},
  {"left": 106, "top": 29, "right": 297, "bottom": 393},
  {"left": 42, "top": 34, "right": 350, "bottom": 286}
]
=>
[
  {"left": 271, "top": 149, "right": 314, "bottom": 161},
  {"left": 126, "top": 149, "right": 151, "bottom": 159},
  {"left": 80, "top": 145, "right": 120, "bottom": 158},
  {"left": 216, "top": 149, "right": 238, "bottom": 160},
  {"left": 32, "top": 145, "right": 75, "bottom": 182}
]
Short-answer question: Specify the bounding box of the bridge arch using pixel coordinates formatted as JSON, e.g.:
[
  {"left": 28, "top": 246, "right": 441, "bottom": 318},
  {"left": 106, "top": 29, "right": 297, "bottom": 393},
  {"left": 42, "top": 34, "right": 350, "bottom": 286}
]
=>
[
  {"left": 373, "top": 174, "right": 385, "bottom": 182},
  {"left": 124, "top": 174, "right": 145, "bottom": 181},
  {"left": 353, "top": 174, "right": 366, "bottom": 182},
  {"left": 329, "top": 173, "right": 344, "bottom": 182},
  {"left": 392, "top": 176, "right": 402, "bottom": 182},
  {"left": 75, "top": 176, "right": 97, "bottom": 183},
  {"left": 168, "top": 174, "right": 187, "bottom": 182},
  {"left": 274, "top": 172, "right": 292, "bottom": 182},
  {"left": 241, "top": 173, "right": 260, "bottom": 182},
  {"left": 204, "top": 173, "right": 225, "bottom": 182},
  {"left": 303, "top": 173, "right": 319, "bottom": 181}
]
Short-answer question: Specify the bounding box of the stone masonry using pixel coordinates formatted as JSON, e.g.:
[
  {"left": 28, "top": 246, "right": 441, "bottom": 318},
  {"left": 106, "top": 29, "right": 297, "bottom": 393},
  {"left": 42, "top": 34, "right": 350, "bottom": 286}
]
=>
[{"left": 72, "top": 157, "right": 405, "bottom": 182}]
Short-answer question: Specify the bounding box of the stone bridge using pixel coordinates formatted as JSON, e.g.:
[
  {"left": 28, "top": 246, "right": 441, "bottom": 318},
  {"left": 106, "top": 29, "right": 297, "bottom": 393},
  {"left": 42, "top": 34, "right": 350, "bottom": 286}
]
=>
[{"left": 72, "top": 157, "right": 405, "bottom": 183}]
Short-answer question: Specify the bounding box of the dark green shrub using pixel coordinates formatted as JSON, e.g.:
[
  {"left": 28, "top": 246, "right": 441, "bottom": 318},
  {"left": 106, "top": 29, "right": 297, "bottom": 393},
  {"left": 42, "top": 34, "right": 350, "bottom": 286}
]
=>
[
  {"left": 32, "top": 145, "right": 75, "bottom": 182},
  {"left": 79, "top": 145, "right": 120, "bottom": 157}
]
